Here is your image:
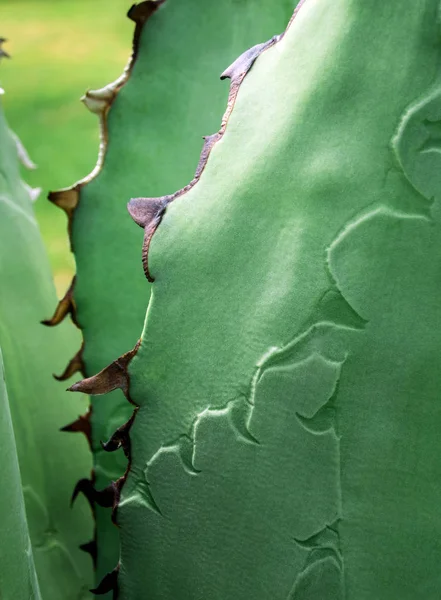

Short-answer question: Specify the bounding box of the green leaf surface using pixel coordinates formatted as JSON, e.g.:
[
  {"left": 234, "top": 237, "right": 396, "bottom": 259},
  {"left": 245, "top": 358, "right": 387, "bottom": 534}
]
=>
[
  {"left": 0, "top": 348, "right": 42, "bottom": 600},
  {"left": 55, "top": 0, "right": 295, "bottom": 581},
  {"left": 106, "top": 0, "right": 441, "bottom": 597},
  {"left": 0, "top": 99, "right": 93, "bottom": 599}
]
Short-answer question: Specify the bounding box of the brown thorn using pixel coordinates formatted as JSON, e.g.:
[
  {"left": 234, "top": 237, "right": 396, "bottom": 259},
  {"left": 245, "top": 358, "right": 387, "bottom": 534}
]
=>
[
  {"left": 68, "top": 359, "right": 128, "bottom": 396},
  {"left": 71, "top": 478, "right": 117, "bottom": 510},
  {"left": 90, "top": 563, "right": 119, "bottom": 597},
  {"left": 68, "top": 342, "right": 139, "bottom": 399},
  {"left": 127, "top": 197, "right": 167, "bottom": 282},
  {"left": 48, "top": 188, "right": 79, "bottom": 250},
  {"left": 53, "top": 345, "right": 84, "bottom": 382},
  {"left": 80, "top": 539, "right": 97, "bottom": 569},
  {"left": 127, "top": 0, "right": 165, "bottom": 26},
  {"left": 101, "top": 410, "right": 136, "bottom": 458},
  {"left": 61, "top": 408, "right": 92, "bottom": 451},
  {"left": 42, "top": 276, "right": 78, "bottom": 327},
  {"left": 71, "top": 478, "right": 94, "bottom": 509},
  {"left": 48, "top": 187, "right": 79, "bottom": 219}
]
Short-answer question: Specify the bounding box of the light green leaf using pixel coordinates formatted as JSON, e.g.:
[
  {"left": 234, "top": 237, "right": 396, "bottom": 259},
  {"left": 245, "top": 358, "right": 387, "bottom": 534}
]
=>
[
  {"left": 0, "top": 97, "right": 93, "bottom": 599},
  {"left": 0, "top": 348, "right": 42, "bottom": 600}
]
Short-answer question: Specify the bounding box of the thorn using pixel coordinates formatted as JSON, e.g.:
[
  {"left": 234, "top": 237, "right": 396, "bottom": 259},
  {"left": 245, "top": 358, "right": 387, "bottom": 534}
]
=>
[
  {"left": 82, "top": 88, "right": 114, "bottom": 115},
  {"left": 53, "top": 345, "right": 84, "bottom": 382},
  {"left": 127, "top": 197, "right": 167, "bottom": 229},
  {"left": 80, "top": 539, "right": 97, "bottom": 568},
  {"left": 71, "top": 478, "right": 117, "bottom": 509},
  {"left": 127, "top": 0, "right": 165, "bottom": 25},
  {"left": 68, "top": 343, "right": 138, "bottom": 398},
  {"left": 42, "top": 276, "right": 77, "bottom": 327},
  {"left": 90, "top": 564, "right": 119, "bottom": 596},
  {"left": 71, "top": 478, "right": 95, "bottom": 508},
  {"left": 61, "top": 408, "right": 92, "bottom": 450},
  {"left": 48, "top": 188, "right": 79, "bottom": 220},
  {"left": 48, "top": 188, "right": 79, "bottom": 251},
  {"left": 101, "top": 411, "right": 136, "bottom": 457},
  {"left": 127, "top": 197, "right": 167, "bottom": 282},
  {"left": 220, "top": 36, "right": 279, "bottom": 83},
  {"left": 86, "top": 87, "right": 114, "bottom": 103}
]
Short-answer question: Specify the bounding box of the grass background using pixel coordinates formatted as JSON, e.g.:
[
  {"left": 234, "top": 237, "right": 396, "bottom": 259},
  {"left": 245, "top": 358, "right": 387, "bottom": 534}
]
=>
[{"left": 0, "top": 0, "right": 135, "bottom": 294}]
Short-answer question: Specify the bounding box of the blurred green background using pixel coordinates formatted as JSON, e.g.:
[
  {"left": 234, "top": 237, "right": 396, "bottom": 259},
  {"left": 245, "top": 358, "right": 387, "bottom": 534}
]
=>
[{"left": 0, "top": 0, "right": 135, "bottom": 295}]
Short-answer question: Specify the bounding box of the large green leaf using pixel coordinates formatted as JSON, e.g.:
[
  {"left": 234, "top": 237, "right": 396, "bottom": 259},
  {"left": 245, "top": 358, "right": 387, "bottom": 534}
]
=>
[
  {"left": 0, "top": 97, "right": 93, "bottom": 598},
  {"left": 0, "top": 348, "right": 42, "bottom": 600},
  {"left": 50, "top": 0, "right": 294, "bottom": 582},
  {"left": 75, "top": 0, "right": 441, "bottom": 597}
]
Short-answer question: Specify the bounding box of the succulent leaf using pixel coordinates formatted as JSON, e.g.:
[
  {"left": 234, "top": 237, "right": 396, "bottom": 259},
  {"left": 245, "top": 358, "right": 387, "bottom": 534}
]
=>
[
  {"left": 93, "top": 0, "right": 441, "bottom": 596},
  {"left": 0, "top": 94, "right": 93, "bottom": 598},
  {"left": 0, "top": 349, "right": 42, "bottom": 600}
]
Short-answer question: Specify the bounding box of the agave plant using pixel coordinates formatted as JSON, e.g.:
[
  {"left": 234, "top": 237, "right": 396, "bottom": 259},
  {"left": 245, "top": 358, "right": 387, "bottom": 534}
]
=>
[{"left": 3, "top": 0, "right": 441, "bottom": 598}]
